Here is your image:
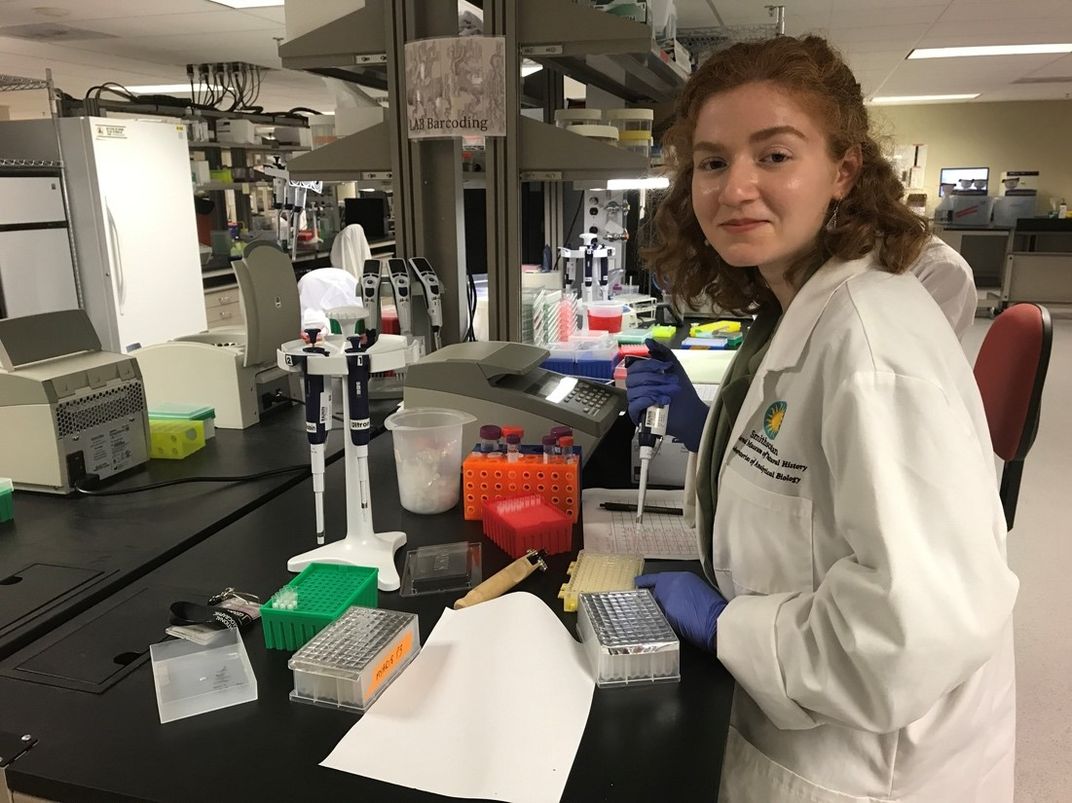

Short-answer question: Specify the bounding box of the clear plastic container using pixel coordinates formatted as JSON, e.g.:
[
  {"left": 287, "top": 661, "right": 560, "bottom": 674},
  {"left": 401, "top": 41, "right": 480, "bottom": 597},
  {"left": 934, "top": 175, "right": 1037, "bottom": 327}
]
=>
[
  {"left": 554, "top": 108, "right": 603, "bottom": 128},
  {"left": 603, "top": 108, "right": 655, "bottom": 134},
  {"left": 150, "top": 629, "right": 257, "bottom": 723},
  {"left": 569, "top": 124, "right": 620, "bottom": 146},
  {"left": 289, "top": 607, "right": 420, "bottom": 712},
  {"left": 587, "top": 301, "right": 625, "bottom": 333},
  {"left": 384, "top": 408, "right": 476, "bottom": 514},
  {"left": 618, "top": 130, "right": 652, "bottom": 158},
  {"left": 577, "top": 589, "right": 680, "bottom": 688}
]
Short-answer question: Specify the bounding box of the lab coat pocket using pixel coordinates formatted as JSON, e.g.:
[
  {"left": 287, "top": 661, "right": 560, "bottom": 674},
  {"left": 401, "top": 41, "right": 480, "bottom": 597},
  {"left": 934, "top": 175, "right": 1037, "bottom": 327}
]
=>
[{"left": 713, "top": 468, "right": 813, "bottom": 596}]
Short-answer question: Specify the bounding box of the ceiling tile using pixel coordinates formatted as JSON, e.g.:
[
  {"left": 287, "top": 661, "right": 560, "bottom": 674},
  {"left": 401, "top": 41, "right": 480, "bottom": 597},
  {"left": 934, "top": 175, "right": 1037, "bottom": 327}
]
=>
[
  {"left": 0, "top": 0, "right": 218, "bottom": 24},
  {"left": 824, "top": 4, "right": 947, "bottom": 27},
  {"left": 939, "top": 0, "right": 1072, "bottom": 22},
  {"left": 825, "top": 23, "right": 932, "bottom": 44},
  {"left": 43, "top": 11, "right": 283, "bottom": 38},
  {"left": 920, "top": 18, "right": 1072, "bottom": 41}
]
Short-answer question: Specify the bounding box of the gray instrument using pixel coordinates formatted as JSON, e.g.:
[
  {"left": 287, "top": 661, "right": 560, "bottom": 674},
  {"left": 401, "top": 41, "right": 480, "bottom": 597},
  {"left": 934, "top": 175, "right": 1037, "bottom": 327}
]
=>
[
  {"left": 360, "top": 258, "right": 383, "bottom": 337},
  {"left": 408, "top": 257, "right": 443, "bottom": 352},
  {"left": 386, "top": 258, "right": 413, "bottom": 340},
  {"left": 0, "top": 309, "right": 150, "bottom": 493},
  {"left": 403, "top": 342, "right": 625, "bottom": 465}
]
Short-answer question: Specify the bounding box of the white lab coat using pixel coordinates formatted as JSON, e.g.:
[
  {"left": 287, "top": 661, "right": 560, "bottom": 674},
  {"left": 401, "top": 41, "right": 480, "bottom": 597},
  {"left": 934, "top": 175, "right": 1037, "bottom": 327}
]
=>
[
  {"left": 908, "top": 236, "right": 976, "bottom": 342},
  {"left": 702, "top": 254, "right": 1018, "bottom": 802}
]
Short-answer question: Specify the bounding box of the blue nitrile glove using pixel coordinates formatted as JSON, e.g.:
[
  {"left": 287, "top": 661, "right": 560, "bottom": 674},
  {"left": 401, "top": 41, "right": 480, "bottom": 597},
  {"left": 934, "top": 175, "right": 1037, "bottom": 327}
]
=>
[
  {"left": 625, "top": 339, "right": 708, "bottom": 452},
  {"left": 635, "top": 572, "right": 728, "bottom": 653}
]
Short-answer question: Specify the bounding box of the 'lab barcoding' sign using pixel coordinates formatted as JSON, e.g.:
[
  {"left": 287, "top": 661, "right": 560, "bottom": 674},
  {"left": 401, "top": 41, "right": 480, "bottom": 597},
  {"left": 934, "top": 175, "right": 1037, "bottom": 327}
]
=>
[{"left": 405, "top": 35, "right": 506, "bottom": 140}]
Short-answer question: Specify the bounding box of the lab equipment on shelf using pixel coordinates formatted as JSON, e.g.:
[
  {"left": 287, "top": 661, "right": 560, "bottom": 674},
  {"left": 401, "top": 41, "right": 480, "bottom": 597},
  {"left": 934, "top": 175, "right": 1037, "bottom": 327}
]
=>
[
  {"left": 288, "top": 607, "right": 420, "bottom": 713},
  {"left": 482, "top": 494, "right": 573, "bottom": 559},
  {"left": 577, "top": 589, "right": 680, "bottom": 688},
  {"left": 277, "top": 330, "right": 409, "bottom": 590},
  {"left": 384, "top": 407, "right": 477, "bottom": 515},
  {"left": 0, "top": 310, "right": 150, "bottom": 493},
  {"left": 558, "top": 550, "right": 646, "bottom": 612},
  {"left": 260, "top": 563, "right": 379, "bottom": 651}
]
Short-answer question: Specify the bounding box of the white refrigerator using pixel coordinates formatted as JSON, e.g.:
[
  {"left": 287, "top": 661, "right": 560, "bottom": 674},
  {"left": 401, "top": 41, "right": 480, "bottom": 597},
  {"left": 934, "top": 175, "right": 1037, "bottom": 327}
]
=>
[{"left": 2, "top": 117, "right": 208, "bottom": 352}]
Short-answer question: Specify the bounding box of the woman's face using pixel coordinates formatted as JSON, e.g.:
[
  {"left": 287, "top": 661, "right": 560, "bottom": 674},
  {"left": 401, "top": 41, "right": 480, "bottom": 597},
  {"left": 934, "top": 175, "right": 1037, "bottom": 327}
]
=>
[{"left": 690, "top": 81, "right": 858, "bottom": 274}]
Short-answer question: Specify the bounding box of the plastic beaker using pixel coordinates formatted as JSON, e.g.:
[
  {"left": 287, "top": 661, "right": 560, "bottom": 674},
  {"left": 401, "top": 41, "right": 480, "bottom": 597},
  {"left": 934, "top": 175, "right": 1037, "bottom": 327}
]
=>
[
  {"left": 587, "top": 301, "right": 624, "bottom": 333},
  {"left": 384, "top": 408, "right": 476, "bottom": 515}
]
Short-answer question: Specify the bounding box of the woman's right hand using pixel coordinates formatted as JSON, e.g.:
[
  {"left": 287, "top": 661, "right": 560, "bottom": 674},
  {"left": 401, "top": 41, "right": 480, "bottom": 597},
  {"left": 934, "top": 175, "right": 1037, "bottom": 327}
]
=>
[{"left": 625, "top": 339, "right": 709, "bottom": 452}]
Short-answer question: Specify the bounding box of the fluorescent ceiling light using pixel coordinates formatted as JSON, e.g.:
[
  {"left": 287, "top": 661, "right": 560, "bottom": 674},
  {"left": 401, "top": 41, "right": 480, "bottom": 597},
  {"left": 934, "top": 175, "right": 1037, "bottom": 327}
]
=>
[
  {"left": 207, "top": 0, "right": 284, "bottom": 8},
  {"left": 521, "top": 59, "right": 543, "bottom": 78},
  {"left": 870, "top": 93, "right": 979, "bottom": 104},
  {"left": 607, "top": 177, "right": 670, "bottom": 190},
  {"left": 908, "top": 43, "right": 1072, "bottom": 59}
]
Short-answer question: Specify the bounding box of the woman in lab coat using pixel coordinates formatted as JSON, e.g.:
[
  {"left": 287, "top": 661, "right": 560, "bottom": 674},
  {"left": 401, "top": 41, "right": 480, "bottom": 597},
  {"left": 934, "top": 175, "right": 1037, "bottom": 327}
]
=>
[{"left": 630, "top": 36, "right": 1018, "bottom": 802}]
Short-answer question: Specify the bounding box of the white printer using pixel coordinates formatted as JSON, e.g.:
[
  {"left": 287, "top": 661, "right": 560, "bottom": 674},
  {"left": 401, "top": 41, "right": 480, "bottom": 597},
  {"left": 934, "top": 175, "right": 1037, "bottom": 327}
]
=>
[{"left": 0, "top": 310, "right": 150, "bottom": 493}]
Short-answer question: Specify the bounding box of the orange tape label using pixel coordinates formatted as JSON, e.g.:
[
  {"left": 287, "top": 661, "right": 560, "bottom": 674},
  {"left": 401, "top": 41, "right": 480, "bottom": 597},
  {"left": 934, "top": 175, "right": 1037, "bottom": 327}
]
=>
[{"left": 368, "top": 631, "right": 414, "bottom": 697}]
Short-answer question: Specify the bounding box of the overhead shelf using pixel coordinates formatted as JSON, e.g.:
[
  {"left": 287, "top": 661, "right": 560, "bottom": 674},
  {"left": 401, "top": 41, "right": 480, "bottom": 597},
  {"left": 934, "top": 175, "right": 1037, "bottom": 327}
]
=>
[
  {"left": 189, "top": 142, "right": 310, "bottom": 154},
  {"left": 278, "top": 0, "right": 388, "bottom": 72},
  {"left": 518, "top": 0, "right": 688, "bottom": 103},
  {"left": 285, "top": 122, "right": 392, "bottom": 182},
  {"left": 194, "top": 181, "right": 274, "bottom": 192},
  {"left": 518, "top": 116, "right": 650, "bottom": 181}
]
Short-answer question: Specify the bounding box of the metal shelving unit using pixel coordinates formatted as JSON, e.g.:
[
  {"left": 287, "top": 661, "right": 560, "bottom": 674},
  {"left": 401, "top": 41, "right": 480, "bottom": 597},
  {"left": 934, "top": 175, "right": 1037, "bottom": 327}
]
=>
[
  {"left": 275, "top": 0, "right": 678, "bottom": 342},
  {"left": 0, "top": 70, "right": 83, "bottom": 309},
  {"left": 189, "top": 142, "right": 311, "bottom": 154}
]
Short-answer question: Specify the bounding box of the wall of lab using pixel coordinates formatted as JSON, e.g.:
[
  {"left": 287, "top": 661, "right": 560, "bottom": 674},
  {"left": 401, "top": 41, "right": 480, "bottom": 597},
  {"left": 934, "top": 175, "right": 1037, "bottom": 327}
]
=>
[{"left": 876, "top": 100, "right": 1072, "bottom": 215}]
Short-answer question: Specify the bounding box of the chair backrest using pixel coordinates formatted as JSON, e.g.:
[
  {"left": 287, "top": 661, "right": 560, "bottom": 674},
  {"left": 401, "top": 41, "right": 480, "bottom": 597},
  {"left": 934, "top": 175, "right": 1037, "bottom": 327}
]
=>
[{"left": 973, "top": 303, "right": 1052, "bottom": 529}]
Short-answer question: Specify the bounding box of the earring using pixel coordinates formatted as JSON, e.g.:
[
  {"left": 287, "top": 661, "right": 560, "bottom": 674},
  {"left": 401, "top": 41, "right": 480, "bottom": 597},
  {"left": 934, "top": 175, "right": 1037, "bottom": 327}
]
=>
[
  {"left": 826, "top": 201, "right": 841, "bottom": 232},
  {"left": 703, "top": 238, "right": 713, "bottom": 249}
]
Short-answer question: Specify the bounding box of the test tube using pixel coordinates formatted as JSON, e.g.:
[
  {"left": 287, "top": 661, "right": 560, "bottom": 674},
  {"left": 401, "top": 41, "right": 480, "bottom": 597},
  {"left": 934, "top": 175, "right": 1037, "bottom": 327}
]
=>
[
  {"left": 506, "top": 434, "right": 521, "bottom": 462},
  {"left": 560, "top": 435, "right": 576, "bottom": 463},
  {"left": 542, "top": 434, "right": 557, "bottom": 464},
  {"left": 479, "top": 424, "right": 503, "bottom": 456},
  {"left": 502, "top": 425, "right": 525, "bottom": 443}
]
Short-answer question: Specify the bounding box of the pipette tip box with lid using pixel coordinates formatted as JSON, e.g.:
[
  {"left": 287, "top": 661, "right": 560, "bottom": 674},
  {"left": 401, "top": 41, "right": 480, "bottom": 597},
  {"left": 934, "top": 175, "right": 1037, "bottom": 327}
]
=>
[
  {"left": 577, "top": 589, "right": 680, "bottom": 688},
  {"left": 288, "top": 606, "right": 420, "bottom": 713}
]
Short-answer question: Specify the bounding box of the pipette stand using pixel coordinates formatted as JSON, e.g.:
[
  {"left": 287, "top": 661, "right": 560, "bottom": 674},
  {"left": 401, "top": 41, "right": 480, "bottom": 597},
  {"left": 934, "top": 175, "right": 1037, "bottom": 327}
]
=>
[{"left": 278, "top": 334, "right": 409, "bottom": 591}]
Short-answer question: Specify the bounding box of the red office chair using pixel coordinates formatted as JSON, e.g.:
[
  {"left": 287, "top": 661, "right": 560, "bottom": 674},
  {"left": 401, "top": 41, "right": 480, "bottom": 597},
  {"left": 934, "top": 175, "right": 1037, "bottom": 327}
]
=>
[{"left": 973, "top": 303, "right": 1052, "bottom": 530}]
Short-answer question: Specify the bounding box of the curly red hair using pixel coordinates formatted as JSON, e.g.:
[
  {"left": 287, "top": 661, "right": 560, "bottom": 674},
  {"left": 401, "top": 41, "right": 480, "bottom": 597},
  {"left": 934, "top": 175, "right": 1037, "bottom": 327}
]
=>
[{"left": 644, "top": 35, "right": 928, "bottom": 313}]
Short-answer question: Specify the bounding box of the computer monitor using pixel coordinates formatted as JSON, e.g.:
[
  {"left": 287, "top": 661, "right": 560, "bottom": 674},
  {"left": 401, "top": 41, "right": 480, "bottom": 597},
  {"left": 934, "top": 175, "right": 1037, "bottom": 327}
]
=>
[
  {"left": 344, "top": 197, "right": 388, "bottom": 241},
  {"left": 939, "top": 167, "right": 989, "bottom": 196}
]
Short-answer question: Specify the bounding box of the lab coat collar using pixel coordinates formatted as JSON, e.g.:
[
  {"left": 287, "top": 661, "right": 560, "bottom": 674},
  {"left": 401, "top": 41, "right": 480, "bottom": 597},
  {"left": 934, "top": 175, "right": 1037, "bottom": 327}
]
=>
[{"left": 760, "top": 253, "right": 874, "bottom": 372}]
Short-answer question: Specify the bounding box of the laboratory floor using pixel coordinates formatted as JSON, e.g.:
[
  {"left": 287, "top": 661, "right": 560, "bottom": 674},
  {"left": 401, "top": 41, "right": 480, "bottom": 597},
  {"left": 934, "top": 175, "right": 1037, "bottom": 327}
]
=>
[{"left": 962, "top": 312, "right": 1072, "bottom": 802}]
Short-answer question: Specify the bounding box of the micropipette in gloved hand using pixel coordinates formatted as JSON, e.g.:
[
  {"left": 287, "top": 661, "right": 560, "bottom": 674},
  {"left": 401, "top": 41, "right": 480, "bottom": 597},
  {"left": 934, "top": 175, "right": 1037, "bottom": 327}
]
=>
[
  {"left": 636, "top": 402, "right": 668, "bottom": 523},
  {"left": 301, "top": 328, "right": 332, "bottom": 544}
]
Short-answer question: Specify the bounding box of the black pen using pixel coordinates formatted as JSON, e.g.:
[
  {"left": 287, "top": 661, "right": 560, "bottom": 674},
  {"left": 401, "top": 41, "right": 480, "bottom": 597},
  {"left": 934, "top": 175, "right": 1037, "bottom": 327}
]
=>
[{"left": 600, "top": 502, "right": 684, "bottom": 516}]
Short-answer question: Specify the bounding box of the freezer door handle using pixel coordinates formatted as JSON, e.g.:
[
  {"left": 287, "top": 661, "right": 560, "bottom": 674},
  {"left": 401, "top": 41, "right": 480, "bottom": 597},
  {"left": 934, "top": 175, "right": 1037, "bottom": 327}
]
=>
[{"left": 105, "top": 203, "right": 126, "bottom": 313}]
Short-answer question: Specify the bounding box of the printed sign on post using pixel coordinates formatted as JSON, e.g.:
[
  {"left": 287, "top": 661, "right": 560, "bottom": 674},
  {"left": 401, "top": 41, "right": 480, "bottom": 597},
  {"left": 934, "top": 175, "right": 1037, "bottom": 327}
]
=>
[{"left": 405, "top": 35, "right": 506, "bottom": 140}]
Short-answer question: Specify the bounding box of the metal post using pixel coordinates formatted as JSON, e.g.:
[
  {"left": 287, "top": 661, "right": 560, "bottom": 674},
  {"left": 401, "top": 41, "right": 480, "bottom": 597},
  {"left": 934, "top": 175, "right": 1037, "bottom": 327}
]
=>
[
  {"left": 46, "top": 68, "right": 84, "bottom": 310},
  {"left": 386, "top": 0, "right": 468, "bottom": 346},
  {"left": 483, "top": 0, "right": 521, "bottom": 341}
]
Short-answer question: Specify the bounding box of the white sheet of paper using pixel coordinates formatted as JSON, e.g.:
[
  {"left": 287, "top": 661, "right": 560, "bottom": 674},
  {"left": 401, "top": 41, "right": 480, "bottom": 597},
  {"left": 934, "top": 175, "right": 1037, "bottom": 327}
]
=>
[
  {"left": 321, "top": 592, "right": 595, "bottom": 803},
  {"left": 582, "top": 488, "right": 698, "bottom": 560}
]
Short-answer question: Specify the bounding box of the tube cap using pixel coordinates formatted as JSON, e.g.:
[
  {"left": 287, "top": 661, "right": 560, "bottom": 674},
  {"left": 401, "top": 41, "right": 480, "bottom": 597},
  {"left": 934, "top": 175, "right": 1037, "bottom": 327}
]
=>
[
  {"left": 501, "top": 425, "right": 525, "bottom": 440},
  {"left": 506, "top": 434, "right": 522, "bottom": 445},
  {"left": 479, "top": 424, "right": 503, "bottom": 440},
  {"left": 549, "top": 425, "right": 573, "bottom": 438},
  {"left": 541, "top": 435, "right": 557, "bottom": 446}
]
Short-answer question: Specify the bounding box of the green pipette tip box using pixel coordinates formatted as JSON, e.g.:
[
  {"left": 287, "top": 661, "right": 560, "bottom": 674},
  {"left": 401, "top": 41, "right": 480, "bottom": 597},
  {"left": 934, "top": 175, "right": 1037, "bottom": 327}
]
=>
[
  {"left": 0, "top": 478, "right": 13, "bottom": 524},
  {"left": 261, "top": 563, "right": 379, "bottom": 651}
]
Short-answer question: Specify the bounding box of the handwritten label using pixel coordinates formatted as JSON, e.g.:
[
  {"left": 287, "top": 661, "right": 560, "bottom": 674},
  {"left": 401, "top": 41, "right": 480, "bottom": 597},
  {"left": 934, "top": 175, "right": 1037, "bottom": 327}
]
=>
[{"left": 367, "top": 631, "right": 414, "bottom": 698}]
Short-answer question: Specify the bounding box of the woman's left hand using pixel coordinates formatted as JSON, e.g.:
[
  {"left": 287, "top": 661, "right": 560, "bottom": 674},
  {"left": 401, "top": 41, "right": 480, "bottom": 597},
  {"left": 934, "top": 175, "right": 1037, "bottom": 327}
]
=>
[{"left": 635, "top": 571, "right": 728, "bottom": 653}]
